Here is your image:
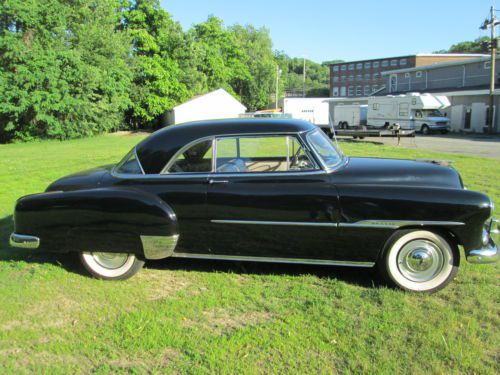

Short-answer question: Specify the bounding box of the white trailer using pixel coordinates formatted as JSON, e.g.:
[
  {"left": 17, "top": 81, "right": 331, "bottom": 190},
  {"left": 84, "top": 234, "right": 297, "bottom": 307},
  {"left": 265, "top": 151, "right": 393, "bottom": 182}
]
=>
[
  {"left": 282, "top": 98, "right": 330, "bottom": 130},
  {"left": 334, "top": 105, "right": 368, "bottom": 129},
  {"left": 330, "top": 93, "right": 451, "bottom": 134}
]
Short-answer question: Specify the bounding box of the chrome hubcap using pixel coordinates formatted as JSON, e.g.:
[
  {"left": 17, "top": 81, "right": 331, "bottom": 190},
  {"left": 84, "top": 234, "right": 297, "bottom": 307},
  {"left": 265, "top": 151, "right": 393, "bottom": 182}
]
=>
[
  {"left": 397, "top": 240, "right": 444, "bottom": 282},
  {"left": 92, "top": 252, "right": 129, "bottom": 269}
]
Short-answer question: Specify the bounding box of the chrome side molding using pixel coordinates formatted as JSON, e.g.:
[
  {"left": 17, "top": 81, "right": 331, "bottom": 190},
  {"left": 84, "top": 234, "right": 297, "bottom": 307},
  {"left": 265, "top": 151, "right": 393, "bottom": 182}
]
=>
[
  {"left": 171, "top": 252, "right": 375, "bottom": 267},
  {"left": 339, "top": 220, "right": 465, "bottom": 229},
  {"left": 140, "top": 234, "right": 179, "bottom": 260},
  {"left": 211, "top": 219, "right": 465, "bottom": 229},
  {"left": 211, "top": 219, "right": 337, "bottom": 227},
  {"left": 9, "top": 233, "right": 40, "bottom": 249}
]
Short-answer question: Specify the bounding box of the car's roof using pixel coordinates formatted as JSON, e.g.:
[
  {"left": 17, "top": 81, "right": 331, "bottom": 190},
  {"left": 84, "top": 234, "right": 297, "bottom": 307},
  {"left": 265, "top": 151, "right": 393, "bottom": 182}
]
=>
[{"left": 136, "top": 118, "right": 317, "bottom": 174}]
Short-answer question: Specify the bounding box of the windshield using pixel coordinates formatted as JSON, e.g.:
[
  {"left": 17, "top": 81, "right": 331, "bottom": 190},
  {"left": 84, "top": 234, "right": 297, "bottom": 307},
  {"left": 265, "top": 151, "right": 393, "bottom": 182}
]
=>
[
  {"left": 416, "top": 109, "right": 444, "bottom": 118},
  {"left": 306, "top": 129, "right": 343, "bottom": 169}
]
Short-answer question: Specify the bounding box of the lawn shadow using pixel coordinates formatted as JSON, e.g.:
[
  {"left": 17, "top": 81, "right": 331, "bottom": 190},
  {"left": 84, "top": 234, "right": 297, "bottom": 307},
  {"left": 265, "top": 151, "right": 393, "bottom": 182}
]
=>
[
  {"left": 337, "top": 137, "right": 384, "bottom": 146},
  {"left": 1, "top": 214, "right": 379, "bottom": 289},
  {"left": 147, "top": 257, "right": 379, "bottom": 289},
  {"left": 0, "top": 215, "right": 82, "bottom": 272}
]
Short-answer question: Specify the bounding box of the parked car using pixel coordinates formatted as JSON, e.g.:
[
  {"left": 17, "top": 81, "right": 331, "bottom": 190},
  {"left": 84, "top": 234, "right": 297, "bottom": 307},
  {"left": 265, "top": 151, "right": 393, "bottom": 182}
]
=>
[{"left": 10, "top": 119, "right": 498, "bottom": 292}]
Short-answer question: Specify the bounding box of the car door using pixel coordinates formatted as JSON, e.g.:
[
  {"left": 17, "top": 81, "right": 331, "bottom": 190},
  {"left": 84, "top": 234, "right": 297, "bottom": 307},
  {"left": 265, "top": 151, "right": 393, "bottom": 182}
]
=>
[{"left": 205, "top": 134, "right": 342, "bottom": 261}]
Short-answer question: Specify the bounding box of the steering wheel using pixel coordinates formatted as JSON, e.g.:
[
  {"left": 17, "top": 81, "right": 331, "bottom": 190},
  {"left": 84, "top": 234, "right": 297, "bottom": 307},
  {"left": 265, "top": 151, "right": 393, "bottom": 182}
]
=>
[{"left": 290, "top": 148, "right": 311, "bottom": 170}]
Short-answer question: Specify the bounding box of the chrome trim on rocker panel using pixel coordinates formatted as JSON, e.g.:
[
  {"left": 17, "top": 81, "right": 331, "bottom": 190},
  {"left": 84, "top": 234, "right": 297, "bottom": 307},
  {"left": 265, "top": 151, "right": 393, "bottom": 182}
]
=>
[
  {"left": 211, "top": 220, "right": 337, "bottom": 227},
  {"left": 9, "top": 233, "right": 40, "bottom": 249},
  {"left": 140, "top": 234, "right": 179, "bottom": 260},
  {"left": 339, "top": 220, "right": 465, "bottom": 229},
  {"left": 171, "top": 252, "right": 375, "bottom": 267}
]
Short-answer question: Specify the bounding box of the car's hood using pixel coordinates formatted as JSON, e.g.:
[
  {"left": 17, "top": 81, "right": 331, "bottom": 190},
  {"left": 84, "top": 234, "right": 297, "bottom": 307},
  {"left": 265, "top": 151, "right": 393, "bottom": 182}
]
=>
[
  {"left": 46, "top": 165, "right": 113, "bottom": 192},
  {"left": 332, "top": 157, "right": 463, "bottom": 189}
]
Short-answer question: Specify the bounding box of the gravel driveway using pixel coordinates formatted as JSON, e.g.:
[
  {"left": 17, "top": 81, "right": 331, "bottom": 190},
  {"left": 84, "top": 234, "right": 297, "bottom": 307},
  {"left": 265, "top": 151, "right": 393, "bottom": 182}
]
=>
[{"left": 344, "top": 134, "right": 500, "bottom": 159}]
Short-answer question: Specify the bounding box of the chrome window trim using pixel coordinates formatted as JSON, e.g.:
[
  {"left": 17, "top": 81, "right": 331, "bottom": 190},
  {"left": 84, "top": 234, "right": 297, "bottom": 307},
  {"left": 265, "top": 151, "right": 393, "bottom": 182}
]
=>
[
  {"left": 112, "top": 130, "right": 345, "bottom": 179},
  {"left": 111, "top": 170, "right": 328, "bottom": 180},
  {"left": 213, "top": 133, "right": 320, "bottom": 173},
  {"left": 112, "top": 147, "right": 145, "bottom": 176},
  {"left": 305, "top": 129, "right": 347, "bottom": 172},
  {"left": 161, "top": 136, "right": 216, "bottom": 175},
  {"left": 135, "top": 147, "right": 146, "bottom": 175},
  {"left": 170, "top": 252, "right": 375, "bottom": 268}
]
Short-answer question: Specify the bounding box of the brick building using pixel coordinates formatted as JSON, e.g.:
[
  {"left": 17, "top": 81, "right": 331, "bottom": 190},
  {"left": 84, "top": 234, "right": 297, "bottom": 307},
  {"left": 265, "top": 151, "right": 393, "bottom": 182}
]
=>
[{"left": 329, "top": 54, "right": 486, "bottom": 98}]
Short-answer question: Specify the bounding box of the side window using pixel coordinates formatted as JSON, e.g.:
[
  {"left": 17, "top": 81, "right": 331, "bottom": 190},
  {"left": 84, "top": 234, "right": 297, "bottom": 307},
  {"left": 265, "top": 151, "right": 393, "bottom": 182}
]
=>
[
  {"left": 399, "top": 103, "right": 409, "bottom": 117},
  {"left": 215, "top": 136, "right": 316, "bottom": 173},
  {"left": 167, "top": 139, "right": 213, "bottom": 173},
  {"left": 116, "top": 149, "right": 144, "bottom": 174}
]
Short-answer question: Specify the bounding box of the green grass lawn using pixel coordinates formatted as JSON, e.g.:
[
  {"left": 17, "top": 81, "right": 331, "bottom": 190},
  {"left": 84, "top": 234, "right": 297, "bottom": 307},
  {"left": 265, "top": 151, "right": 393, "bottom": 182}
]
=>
[{"left": 0, "top": 133, "right": 499, "bottom": 374}]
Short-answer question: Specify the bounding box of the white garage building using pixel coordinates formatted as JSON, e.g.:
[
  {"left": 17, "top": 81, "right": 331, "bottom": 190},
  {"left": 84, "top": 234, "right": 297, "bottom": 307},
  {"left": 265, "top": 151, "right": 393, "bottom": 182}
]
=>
[{"left": 165, "top": 88, "right": 247, "bottom": 125}]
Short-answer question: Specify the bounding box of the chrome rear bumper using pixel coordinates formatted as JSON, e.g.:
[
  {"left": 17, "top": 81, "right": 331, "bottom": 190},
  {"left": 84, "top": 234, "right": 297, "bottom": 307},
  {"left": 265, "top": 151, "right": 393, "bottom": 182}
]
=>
[{"left": 9, "top": 233, "right": 40, "bottom": 249}]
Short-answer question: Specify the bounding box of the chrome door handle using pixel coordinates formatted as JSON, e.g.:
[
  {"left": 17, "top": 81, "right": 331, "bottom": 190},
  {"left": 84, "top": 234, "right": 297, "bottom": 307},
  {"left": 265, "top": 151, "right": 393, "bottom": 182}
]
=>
[{"left": 208, "top": 179, "right": 229, "bottom": 185}]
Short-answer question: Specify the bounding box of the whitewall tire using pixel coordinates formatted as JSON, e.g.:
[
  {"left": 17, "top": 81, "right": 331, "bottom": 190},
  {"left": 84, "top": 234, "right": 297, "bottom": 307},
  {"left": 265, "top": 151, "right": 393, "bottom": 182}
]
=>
[
  {"left": 79, "top": 252, "right": 145, "bottom": 280},
  {"left": 379, "top": 230, "right": 459, "bottom": 292}
]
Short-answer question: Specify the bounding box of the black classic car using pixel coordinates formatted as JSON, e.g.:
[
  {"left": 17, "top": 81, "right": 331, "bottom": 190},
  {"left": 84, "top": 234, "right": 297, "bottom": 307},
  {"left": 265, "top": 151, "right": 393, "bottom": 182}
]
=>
[{"left": 9, "top": 119, "right": 498, "bottom": 292}]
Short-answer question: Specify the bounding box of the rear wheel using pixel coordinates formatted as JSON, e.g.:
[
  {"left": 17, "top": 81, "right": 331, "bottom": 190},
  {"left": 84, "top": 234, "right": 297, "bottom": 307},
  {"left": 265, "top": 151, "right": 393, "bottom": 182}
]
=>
[
  {"left": 378, "top": 230, "right": 459, "bottom": 292},
  {"left": 79, "top": 252, "right": 144, "bottom": 280},
  {"left": 421, "top": 124, "right": 430, "bottom": 135}
]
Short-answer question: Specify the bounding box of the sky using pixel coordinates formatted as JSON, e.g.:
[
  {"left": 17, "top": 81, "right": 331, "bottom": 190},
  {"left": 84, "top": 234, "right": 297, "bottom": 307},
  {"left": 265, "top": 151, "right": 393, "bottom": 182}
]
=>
[{"left": 160, "top": 0, "right": 494, "bottom": 63}]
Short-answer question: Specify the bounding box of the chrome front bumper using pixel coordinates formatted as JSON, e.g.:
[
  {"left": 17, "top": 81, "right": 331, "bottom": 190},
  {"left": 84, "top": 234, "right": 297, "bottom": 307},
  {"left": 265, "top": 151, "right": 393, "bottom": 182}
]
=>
[
  {"left": 466, "top": 218, "right": 499, "bottom": 264},
  {"left": 9, "top": 233, "right": 40, "bottom": 249}
]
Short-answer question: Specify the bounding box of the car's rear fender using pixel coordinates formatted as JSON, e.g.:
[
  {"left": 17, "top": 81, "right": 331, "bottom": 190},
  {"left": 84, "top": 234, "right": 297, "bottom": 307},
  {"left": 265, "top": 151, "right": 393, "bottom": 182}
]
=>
[{"left": 13, "top": 188, "right": 179, "bottom": 259}]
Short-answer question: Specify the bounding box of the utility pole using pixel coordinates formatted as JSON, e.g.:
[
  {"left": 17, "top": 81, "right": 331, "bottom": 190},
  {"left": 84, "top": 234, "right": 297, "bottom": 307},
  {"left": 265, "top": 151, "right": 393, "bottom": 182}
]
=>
[
  {"left": 481, "top": 6, "right": 499, "bottom": 133},
  {"left": 303, "top": 57, "right": 306, "bottom": 98},
  {"left": 275, "top": 65, "right": 281, "bottom": 110}
]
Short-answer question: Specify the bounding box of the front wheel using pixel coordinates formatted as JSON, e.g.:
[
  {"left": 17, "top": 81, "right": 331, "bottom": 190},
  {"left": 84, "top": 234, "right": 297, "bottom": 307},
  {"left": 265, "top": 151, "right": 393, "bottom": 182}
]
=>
[
  {"left": 79, "top": 252, "right": 145, "bottom": 280},
  {"left": 378, "top": 230, "right": 459, "bottom": 293},
  {"left": 421, "top": 124, "right": 430, "bottom": 135}
]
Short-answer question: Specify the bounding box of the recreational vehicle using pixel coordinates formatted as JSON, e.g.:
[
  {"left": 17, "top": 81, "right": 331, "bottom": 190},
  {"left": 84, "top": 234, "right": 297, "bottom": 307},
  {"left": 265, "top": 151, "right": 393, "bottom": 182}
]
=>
[{"left": 333, "top": 93, "right": 451, "bottom": 134}]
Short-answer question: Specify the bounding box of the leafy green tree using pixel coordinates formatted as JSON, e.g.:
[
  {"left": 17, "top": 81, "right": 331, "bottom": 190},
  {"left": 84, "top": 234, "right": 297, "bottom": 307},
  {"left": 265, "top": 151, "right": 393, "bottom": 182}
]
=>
[
  {"left": 231, "top": 25, "right": 275, "bottom": 111},
  {"left": 122, "top": 0, "right": 189, "bottom": 128},
  {"left": 0, "top": 0, "right": 133, "bottom": 142},
  {"left": 188, "top": 16, "right": 250, "bottom": 98},
  {"left": 436, "top": 37, "right": 490, "bottom": 54},
  {"left": 274, "top": 52, "right": 331, "bottom": 97}
]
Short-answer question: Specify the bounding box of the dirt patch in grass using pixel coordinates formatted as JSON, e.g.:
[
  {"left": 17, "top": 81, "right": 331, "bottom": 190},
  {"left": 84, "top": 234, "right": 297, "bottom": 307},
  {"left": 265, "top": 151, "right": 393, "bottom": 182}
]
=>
[
  {"left": 1, "top": 294, "right": 83, "bottom": 331},
  {"left": 1, "top": 349, "right": 93, "bottom": 372},
  {"left": 137, "top": 270, "right": 192, "bottom": 301},
  {"left": 184, "top": 308, "right": 273, "bottom": 335}
]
